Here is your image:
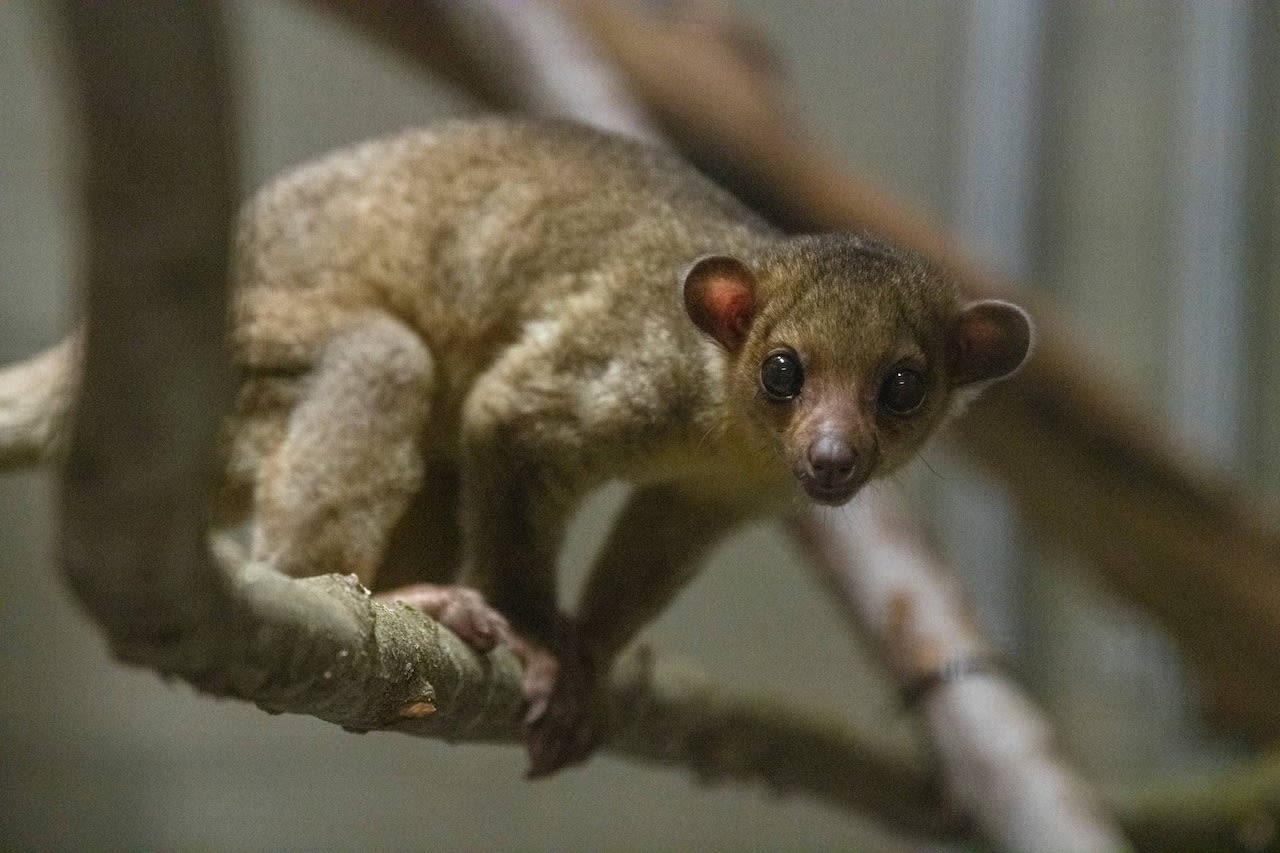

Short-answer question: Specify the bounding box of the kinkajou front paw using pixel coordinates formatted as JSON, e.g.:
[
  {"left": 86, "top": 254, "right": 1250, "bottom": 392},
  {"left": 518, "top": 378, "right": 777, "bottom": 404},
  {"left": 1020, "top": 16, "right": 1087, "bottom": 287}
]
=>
[{"left": 378, "top": 583, "right": 511, "bottom": 653}]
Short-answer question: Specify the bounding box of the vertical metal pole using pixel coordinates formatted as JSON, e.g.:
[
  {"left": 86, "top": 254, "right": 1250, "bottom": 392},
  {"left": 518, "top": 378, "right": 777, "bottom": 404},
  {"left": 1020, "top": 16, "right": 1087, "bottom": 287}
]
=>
[
  {"left": 955, "top": 0, "right": 1043, "bottom": 279},
  {"left": 1168, "top": 0, "right": 1250, "bottom": 471},
  {"left": 942, "top": 0, "right": 1043, "bottom": 657}
]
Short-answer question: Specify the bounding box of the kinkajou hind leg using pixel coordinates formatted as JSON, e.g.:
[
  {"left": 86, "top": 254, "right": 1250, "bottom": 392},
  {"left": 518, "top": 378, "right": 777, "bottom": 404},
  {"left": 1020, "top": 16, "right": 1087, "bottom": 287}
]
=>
[{"left": 251, "top": 313, "right": 434, "bottom": 586}]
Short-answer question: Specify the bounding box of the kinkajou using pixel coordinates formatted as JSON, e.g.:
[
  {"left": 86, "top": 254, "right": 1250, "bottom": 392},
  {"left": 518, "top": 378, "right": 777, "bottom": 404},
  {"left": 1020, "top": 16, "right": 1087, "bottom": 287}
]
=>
[{"left": 14, "top": 118, "right": 1035, "bottom": 776}]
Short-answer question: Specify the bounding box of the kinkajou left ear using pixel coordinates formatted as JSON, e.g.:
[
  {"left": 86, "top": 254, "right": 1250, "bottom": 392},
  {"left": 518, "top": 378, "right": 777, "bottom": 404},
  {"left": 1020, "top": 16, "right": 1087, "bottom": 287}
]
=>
[
  {"left": 947, "top": 299, "right": 1034, "bottom": 386},
  {"left": 681, "top": 255, "right": 759, "bottom": 352}
]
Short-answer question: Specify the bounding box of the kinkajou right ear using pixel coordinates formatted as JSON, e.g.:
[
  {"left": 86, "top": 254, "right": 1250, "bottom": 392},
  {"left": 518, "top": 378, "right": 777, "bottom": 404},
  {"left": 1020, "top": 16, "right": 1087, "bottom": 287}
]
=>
[
  {"left": 947, "top": 299, "right": 1035, "bottom": 386},
  {"left": 681, "top": 255, "right": 758, "bottom": 351}
]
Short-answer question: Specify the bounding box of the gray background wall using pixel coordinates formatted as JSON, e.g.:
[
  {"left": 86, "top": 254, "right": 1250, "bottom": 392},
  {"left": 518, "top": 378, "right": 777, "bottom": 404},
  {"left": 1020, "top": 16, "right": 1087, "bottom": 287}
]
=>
[{"left": 2, "top": 1, "right": 1276, "bottom": 849}]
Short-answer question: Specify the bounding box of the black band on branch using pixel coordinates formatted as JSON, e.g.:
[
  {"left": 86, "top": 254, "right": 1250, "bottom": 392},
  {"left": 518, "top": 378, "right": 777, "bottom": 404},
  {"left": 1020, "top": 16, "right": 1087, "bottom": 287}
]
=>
[{"left": 900, "top": 655, "right": 1005, "bottom": 709}]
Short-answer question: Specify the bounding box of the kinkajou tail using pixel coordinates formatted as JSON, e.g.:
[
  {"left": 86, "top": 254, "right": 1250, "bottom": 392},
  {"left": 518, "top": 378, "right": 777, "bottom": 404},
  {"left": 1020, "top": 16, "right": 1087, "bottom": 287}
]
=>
[{"left": 0, "top": 331, "right": 80, "bottom": 469}]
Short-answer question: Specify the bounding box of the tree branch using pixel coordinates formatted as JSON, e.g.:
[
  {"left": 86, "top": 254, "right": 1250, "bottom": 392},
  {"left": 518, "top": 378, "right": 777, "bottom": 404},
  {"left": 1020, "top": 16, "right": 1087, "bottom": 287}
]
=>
[{"left": 793, "top": 503, "right": 1124, "bottom": 851}]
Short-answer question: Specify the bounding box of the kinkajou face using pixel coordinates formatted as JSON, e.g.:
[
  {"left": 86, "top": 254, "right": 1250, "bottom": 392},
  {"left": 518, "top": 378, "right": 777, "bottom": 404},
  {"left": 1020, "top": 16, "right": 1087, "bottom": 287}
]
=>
[{"left": 683, "top": 241, "right": 1031, "bottom": 505}]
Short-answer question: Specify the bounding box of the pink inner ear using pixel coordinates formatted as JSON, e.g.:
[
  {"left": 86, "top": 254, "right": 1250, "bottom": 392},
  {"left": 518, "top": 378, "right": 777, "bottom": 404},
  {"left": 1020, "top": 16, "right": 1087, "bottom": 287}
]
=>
[
  {"left": 683, "top": 255, "right": 758, "bottom": 350},
  {"left": 705, "top": 277, "right": 754, "bottom": 346}
]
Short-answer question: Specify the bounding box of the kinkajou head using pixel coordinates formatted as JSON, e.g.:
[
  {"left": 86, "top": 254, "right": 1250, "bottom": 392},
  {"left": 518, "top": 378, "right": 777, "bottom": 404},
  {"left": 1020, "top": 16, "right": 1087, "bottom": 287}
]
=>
[{"left": 682, "top": 235, "right": 1032, "bottom": 504}]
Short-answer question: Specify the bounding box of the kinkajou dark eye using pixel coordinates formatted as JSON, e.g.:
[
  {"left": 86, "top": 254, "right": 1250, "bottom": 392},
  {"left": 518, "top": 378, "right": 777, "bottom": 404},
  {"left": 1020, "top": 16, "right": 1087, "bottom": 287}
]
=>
[
  {"left": 879, "top": 367, "right": 926, "bottom": 415},
  {"left": 760, "top": 349, "right": 804, "bottom": 400}
]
